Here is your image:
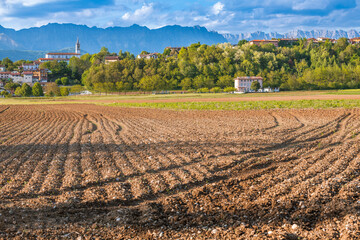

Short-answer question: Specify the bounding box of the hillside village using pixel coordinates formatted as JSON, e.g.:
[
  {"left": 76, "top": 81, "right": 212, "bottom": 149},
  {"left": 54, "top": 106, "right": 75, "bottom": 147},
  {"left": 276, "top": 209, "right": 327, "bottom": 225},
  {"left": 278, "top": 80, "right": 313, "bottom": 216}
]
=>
[
  {"left": 0, "top": 39, "right": 81, "bottom": 88},
  {"left": 1, "top": 36, "right": 360, "bottom": 96}
]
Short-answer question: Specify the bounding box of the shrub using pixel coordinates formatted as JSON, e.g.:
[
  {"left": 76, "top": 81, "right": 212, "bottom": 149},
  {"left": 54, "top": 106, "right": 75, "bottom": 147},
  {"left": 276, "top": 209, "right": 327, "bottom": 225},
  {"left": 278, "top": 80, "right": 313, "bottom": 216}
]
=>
[
  {"left": 60, "top": 87, "right": 69, "bottom": 96},
  {"left": 210, "top": 87, "right": 222, "bottom": 93},
  {"left": 70, "top": 84, "right": 84, "bottom": 93},
  {"left": 224, "top": 87, "right": 237, "bottom": 92},
  {"left": 197, "top": 88, "right": 209, "bottom": 93}
]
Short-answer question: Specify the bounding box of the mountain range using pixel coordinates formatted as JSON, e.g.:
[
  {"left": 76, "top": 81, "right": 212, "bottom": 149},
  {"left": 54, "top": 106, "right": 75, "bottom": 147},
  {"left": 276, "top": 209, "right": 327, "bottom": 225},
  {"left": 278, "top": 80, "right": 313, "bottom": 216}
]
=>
[
  {"left": 0, "top": 23, "right": 360, "bottom": 61},
  {"left": 223, "top": 29, "right": 360, "bottom": 44},
  {"left": 0, "top": 23, "right": 227, "bottom": 61}
]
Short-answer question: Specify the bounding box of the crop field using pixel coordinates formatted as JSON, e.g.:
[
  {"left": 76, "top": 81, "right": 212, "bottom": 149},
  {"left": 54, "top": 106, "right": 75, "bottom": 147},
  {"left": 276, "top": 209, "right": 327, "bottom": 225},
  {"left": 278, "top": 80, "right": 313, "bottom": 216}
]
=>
[{"left": 0, "top": 104, "right": 360, "bottom": 239}]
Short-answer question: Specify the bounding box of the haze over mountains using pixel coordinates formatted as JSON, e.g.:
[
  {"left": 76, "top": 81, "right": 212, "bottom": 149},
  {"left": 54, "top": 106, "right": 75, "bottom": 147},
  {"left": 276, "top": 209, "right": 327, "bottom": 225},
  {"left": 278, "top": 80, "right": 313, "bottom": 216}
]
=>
[
  {"left": 0, "top": 23, "right": 360, "bottom": 60},
  {"left": 223, "top": 30, "right": 360, "bottom": 44}
]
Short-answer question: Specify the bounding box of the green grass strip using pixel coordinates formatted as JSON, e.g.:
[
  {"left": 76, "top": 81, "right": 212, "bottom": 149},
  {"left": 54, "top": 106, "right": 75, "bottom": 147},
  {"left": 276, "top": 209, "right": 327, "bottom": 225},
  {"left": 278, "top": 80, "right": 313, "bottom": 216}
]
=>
[{"left": 107, "top": 99, "right": 360, "bottom": 111}]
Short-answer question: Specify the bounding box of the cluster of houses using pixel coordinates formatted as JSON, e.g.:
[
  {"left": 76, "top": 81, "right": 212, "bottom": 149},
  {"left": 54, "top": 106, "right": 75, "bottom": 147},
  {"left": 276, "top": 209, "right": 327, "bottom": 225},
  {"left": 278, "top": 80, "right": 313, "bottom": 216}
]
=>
[
  {"left": 0, "top": 38, "right": 83, "bottom": 87},
  {"left": 0, "top": 62, "right": 48, "bottom": 88},
  {"left": 248, "top": 37, "right": 360, "bottom": 47}
]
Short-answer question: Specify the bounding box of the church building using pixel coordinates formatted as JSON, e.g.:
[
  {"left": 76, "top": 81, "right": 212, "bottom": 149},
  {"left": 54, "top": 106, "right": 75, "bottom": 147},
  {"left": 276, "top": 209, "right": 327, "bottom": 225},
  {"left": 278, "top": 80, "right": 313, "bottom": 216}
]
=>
[{"left": 40, "top": 38, "right": 81, "bottom": 63}]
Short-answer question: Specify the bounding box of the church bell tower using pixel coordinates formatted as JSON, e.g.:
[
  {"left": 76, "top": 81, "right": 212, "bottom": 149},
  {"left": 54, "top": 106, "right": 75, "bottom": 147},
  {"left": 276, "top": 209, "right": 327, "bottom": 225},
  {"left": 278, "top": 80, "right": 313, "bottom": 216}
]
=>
[{"left": 75, "top": 38, "right": 80, "bottom": 54}]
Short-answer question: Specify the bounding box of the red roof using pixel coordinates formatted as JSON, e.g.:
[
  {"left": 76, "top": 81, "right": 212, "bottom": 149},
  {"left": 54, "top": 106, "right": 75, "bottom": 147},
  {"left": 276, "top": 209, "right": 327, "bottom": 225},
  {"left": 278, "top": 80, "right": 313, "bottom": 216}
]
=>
[
  {"left": 235, "top": 76, "right": 263, "bottom": 80},
  {"left": 280, "top": 38, "right": 298, "bottom": 41},
  {"left": 0, "top": 71, "right": 11, "bottom": 74},
  {"left": 251, "top": 40, "right": 278, "bottom": 42},
  {"left": 23, "top": 72, "right": 33, "bottom": 75},
  {"left": 11, "top": 73, "right": 20, "bottom": 76},
  {"left": 105, "top": 56, "right": 119, "bottom": 60},
  {"left": 39, "top": 58, "right": 70, "bottom": 61},
  {"left": 47, "top": 53, "right": 80, "bottom": 55}
]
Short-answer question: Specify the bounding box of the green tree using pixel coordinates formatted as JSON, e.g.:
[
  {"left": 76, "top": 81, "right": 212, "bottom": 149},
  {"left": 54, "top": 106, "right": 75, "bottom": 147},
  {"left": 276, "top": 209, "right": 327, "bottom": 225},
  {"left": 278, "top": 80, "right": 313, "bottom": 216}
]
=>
[
  {"left": 4, "top": 82, "right": 20, "bottom": 92},
  {"left": 14, "top": 87, "right": 22, "bottom": 96},
  {"left": 60, "top": 87, "right": 69, "bottom": 96},
  {"left": 0, "top": 90, "right": 10, "bottom": 97},
  {"left": 32, "top": 82, "right": 44, "bottom": 96},
  {"left": 238, "top": 40, "right": 248, "bottom": 47},
  {"left": 217, "top": 75, "right": 234, "bottom": 88},
  {"left": 61, "top": 77, "right": 69, "bottom": 86},
  {"left": 44, "top": 82, "right": 61, "bottom": 96},
  {"left": 55, "top": 78, "right": 62, "bottom": 85},
  {"left": 179, "top": 78, "right": 192, "bottom": 90},
  {"left": 14, "top": 83, "right": 32, "bottom": 97},
  {"left": 20, "top": 83, "right": 32, "bottom": 97},
  {"left": 251, "top": 81, "right": 261, "bottom": 91}
]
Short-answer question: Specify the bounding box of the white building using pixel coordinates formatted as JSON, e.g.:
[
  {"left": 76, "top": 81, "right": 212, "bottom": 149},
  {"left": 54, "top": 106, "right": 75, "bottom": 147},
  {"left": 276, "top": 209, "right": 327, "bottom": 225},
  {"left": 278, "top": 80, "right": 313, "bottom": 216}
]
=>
[
  {"left": 23, "top": 72, "right": 34, "bottom": 83},
  {"left": 43, "top": 38, "right": 81, "bottom": 62},
  {"left": 0, "top": 65, "right": 6, "bottom": 72},
  {"left": 0, "top": 72, "right": 11, "bottom": 79},
  {"left": 104, "top": 56, "right": 119, "bottom": 64},
  {"left": 11, "top": 73, "right": 23, "bottom": 83},
  {"left": 45, "top": 52, "right": 81, "bottom": 59},
  {"left": 22, "top": 62, "right": 40, "bottom": 71},
  {"left": 234, "top": 76, "right": 263, "bottom": 92},
  {"left": 137, "top": 53, "right": 159, "bottom": 59}
]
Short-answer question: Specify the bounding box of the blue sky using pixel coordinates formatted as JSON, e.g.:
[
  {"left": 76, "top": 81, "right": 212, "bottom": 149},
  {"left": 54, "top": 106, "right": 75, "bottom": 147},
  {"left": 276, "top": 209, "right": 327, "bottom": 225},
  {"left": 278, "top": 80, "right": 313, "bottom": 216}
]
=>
[{"left": 0, "top": 0, "right": 360, "bottom": 33}]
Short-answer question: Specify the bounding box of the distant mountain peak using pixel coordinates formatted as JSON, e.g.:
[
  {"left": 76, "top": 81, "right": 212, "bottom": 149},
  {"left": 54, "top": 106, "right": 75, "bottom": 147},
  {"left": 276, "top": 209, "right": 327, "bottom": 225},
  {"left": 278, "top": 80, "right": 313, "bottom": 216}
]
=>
[{"left": 223, "top": 29, "right": 360, "bottom": 43}]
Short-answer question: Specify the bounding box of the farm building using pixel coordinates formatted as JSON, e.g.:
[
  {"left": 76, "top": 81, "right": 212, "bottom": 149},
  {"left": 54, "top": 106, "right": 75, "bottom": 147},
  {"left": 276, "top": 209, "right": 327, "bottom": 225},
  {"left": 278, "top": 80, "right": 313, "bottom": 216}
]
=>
[
  {"left": 249, "top": 40, "right": 279, "bottom": 47},
  {"left": 234, "top": 76, "right": 263, "bottom": 92}
]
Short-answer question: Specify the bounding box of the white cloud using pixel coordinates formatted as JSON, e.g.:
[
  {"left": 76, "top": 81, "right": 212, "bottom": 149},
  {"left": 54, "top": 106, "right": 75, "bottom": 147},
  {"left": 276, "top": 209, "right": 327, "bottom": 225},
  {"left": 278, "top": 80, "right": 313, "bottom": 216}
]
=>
[
  {"left": 211, "top": 2, "right": 224, "bottom": 15},
  {"left": 5, "top": 0, "right": 60, "bottom": 7},
  {"left": 122, "top": 3, "right": 154, "bottom": 21},
  {"left": 0, "top": 0, "right": 358, "bottom": 34},
  {"left": 293, "top": 0, "right": 329, "bottom": 10}
]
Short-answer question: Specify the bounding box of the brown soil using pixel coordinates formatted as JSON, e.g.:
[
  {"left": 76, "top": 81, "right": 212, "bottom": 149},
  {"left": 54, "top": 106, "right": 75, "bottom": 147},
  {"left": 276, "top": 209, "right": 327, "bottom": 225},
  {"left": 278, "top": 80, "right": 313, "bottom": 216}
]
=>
[{"left": 0, "top": 104, "right": 360, "bottom": 239}]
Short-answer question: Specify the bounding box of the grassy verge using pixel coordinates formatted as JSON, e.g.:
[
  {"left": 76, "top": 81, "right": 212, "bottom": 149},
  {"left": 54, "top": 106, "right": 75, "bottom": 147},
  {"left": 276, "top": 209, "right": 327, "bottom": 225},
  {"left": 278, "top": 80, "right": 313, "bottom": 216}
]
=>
[{"left": 107, "top": 99, "right": 360, "bottom": 111}]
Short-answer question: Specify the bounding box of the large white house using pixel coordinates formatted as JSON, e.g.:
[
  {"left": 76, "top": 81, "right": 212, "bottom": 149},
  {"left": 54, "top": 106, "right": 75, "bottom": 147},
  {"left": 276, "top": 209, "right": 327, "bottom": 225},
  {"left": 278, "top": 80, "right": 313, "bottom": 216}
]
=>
[{"left": 234, "top": 76, "right": 263, "bottom": 92}]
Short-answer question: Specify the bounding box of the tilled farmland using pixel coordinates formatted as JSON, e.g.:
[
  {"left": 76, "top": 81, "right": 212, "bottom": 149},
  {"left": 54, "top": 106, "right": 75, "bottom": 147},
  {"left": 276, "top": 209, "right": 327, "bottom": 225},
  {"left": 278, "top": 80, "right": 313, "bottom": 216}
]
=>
[{"left": 0, "top": 104, "right": 360, "bottom": 239}]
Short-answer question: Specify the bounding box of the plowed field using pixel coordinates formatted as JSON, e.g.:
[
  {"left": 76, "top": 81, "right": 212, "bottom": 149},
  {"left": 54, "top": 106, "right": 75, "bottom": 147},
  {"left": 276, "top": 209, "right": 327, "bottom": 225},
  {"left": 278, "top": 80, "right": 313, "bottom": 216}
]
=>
[{"left": 0, "top": 104, "right": 360, "bottom": 239}]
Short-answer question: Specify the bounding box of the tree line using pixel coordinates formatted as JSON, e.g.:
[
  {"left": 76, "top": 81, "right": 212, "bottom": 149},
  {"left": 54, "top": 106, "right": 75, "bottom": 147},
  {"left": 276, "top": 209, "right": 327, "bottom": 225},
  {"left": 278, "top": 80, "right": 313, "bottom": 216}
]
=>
[
  {"left": 1, "top": 82, "right": 84, "bottom": 98},
  {"left": 2, "top": 38, "right": 360, "bottom": 93}
]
